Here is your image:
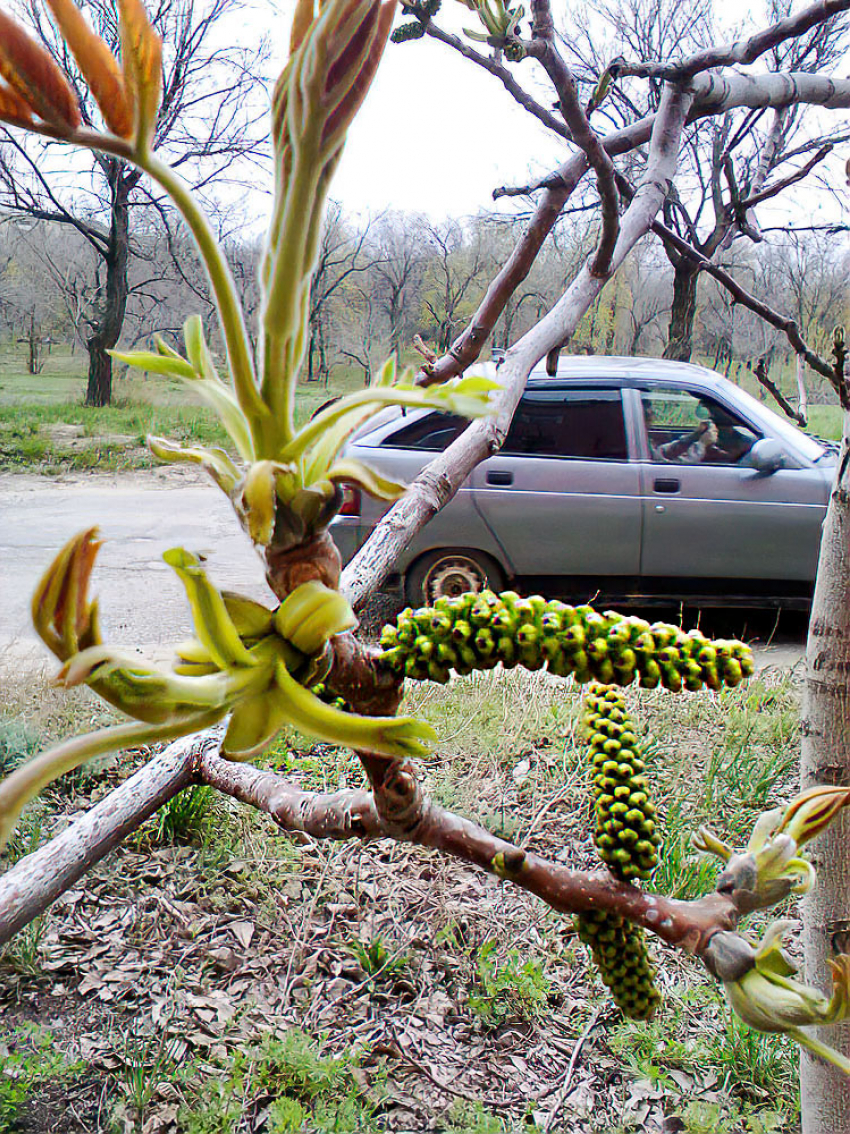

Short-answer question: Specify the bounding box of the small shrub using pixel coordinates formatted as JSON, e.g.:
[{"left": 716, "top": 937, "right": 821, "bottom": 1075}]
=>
[{"left": 346, "top": 936, "right": 408, "bottom": 979}]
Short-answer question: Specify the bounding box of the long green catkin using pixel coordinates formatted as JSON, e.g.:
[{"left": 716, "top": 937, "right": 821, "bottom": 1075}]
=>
[
  {"left": 576, "top": 685, "right": 663, "bottom": 1021},
  {"left": 379, "top": 590, "right": 753, "bottom": 692}
]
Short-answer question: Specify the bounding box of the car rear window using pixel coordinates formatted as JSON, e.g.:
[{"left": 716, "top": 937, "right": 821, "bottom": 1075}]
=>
[
  {"left": 502, "top": 389, "right": 628, "bottom": 459},
  {"left": 381, "top": 412, "right": 468, "bottom": 451}
]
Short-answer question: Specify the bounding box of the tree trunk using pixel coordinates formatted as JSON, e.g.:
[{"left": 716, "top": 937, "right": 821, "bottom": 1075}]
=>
[
  {"left": 800, "top": 411, "right": 850, "bottom": 1134},
  {"left": 85, "top": 165, "right": 132, "bottom": 407},
  {"left": 27, "top": 317, "right": 40, "bottom": 375},
  {"left": 389, "top": 289, "right": 404, "bottom": 358},
  {"left": 86, "top": 344, "right": 113, "bottom": 407},
  {"left": 663, "top": 259, "right": 700, "bottom": 362}
]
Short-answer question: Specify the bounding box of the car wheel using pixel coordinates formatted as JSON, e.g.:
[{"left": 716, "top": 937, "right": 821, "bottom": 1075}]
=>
[{"left": 405, "top": 550, "right": 506, "bottom": 607}]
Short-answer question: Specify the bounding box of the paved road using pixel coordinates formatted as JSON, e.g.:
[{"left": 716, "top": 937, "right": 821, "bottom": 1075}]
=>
[
  {"left": 0, "top": 470, "right": 808, "bottom": 677},
  {"left": 0, "top": 470, "right": 273, "bottom": 674}
]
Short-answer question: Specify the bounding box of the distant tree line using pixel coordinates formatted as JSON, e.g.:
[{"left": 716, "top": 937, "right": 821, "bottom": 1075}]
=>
[{"left": 0, "top": 201, "right": 846, "bottom": 408}]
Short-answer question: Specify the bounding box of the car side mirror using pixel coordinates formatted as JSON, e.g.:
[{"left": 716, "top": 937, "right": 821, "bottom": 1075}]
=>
[{"left": 748, "top": 438, "right": 786, "bottom": 474}]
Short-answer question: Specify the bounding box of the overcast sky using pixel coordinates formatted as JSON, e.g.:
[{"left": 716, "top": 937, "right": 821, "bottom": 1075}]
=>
[
  {"left": 331, "top": 25, "right": 567, "bottom": 218},
  {"left": 260, "top": 1, "right": 849, "bottom": 227}
]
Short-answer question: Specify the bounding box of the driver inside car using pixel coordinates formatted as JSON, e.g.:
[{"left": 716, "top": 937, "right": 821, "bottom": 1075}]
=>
[
  {"left": 644, "top": 399, "right": 718, "bottom": 463},
  {"left": 645, "top": 398, "right": 756, "bottom": 465}
]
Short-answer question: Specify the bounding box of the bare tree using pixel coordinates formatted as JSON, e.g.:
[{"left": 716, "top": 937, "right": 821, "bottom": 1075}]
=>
[
  {"left": 0, "top": 0, "right": 269, "bottom": 405},
  {"left": 370, "top": 209, "right": 427, "bottom": 358},
  {"left": 0, "top": 217, "right": 71, "bottom": 371},
  {"left": 306, "top": 202, "right": 385, "bottom": 383},
  {"left": 420, "top": 216, "right": 494, "bottom": 354}
]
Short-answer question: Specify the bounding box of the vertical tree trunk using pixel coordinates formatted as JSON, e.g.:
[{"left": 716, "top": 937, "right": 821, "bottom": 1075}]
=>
[
  {"left": 662, "top": 260, "right": 700, "bottom": 362},
  {"left": 85, "top": 166, "right": 132, "bottom": 408},
  {"left": 27, "top": 316, "right": 40, "bottom": 375},
  {"left": 389, "top": 289, "right": 404, "bottom": 358},
  {"left": 85, "top": 345, "right": 114, "bottom": 407},
  {"left": 801, "top": 410, "right": 850, "bottom": 1134}
]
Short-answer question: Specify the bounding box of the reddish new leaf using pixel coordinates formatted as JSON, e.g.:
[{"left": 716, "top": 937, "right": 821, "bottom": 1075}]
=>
[{"left": 0, "top": 5, "right": 80, "bottom": 130}]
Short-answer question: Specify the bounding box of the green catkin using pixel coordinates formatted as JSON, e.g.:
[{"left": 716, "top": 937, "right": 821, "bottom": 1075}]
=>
[
  {"left": 576, "top": 685, "right": 663, "bottom": 1021},
  {"left": 379, "top": 590, "right": 753, "bottom": 692},
  {"left": 390, "top": 20, "right": 426, "bottom": 41}
]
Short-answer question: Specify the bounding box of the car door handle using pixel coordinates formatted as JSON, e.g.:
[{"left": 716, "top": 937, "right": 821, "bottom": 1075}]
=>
[
  {"left": 487, "top": 470, "right": 513, "bottom": 486},
  {"left": 653, "top": 477, "right": 680, "bottom": 493}
]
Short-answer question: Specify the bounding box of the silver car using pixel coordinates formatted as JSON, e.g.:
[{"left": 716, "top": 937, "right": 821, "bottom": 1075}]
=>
[{"left": 331, "top": 357, "right": 836, "bottom": 609}]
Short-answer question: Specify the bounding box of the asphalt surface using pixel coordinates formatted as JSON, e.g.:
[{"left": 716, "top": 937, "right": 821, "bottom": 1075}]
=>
[
  {"left": 0, "top": 470, "right": 808, "bottom": 678},
  {"left": 0, "top": 470, "right": 273, "bottom": 674}
]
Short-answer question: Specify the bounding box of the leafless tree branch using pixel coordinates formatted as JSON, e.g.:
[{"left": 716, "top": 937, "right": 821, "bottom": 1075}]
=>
[
  {"left": 614, "top": 0, "right": 850, "bottom": 81},
  {"left": 524, "top": 0, "right": 619, "bottom": 277}
]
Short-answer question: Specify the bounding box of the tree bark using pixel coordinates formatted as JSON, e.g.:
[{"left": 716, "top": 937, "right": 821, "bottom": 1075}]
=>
[
  {"left": 663, "top": 258, "right": 700, "bottom": 361},
  {"left": 85, "top": 163, "right": 133, "bottom": 407},
  {"left": 801, "top": 411, "right": 850, "bottom": 1133},
  {"left": 0, "top": 727, "right": 224, "bottom": 947}
]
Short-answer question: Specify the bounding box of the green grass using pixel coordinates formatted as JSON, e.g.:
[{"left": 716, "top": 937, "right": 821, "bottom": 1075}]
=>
[
  {"left": 1, "top": 340, "right": 842, "bottom": 472},
  {"left": 0, "top": 340, "right": 371, "bottom": 472},
  {"left": 805, "top": 403, "right": 843, "bottom": 440},
  {"left": 172, "top": 1029, "right": 386, "bottom": 1134}
]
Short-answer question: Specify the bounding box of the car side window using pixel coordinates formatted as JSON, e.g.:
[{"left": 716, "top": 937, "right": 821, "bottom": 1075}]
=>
[
  {"left": 502, "top": 389, "right": 628, "bottom": 460},
  {"left": 381, "top": 412, "right": 467, "bottom": 451},
  {"left": 641, "top": 388, "right": 761, "bottom": 466}
]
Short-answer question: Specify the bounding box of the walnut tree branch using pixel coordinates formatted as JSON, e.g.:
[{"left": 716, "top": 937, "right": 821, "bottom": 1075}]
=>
[
  {"left": 420, "top": 19, "right": 569, "bottom": 140},
  {"left": 613, "top": 0, "right": 850, "bottom": 82},
  {"left": 196, "top": 746, "right": 738, "bottom": 957},
  {"left": 736, "top": 143, "right": 833, "bottom": 211},
  {"left": 523, "top": 0, "right": 619, "bottom": 278}
]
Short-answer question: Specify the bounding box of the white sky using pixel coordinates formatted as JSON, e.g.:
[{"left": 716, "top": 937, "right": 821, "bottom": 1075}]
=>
[
  {"left": 256, "top": 0, "right": 850, "bottom": 228},
  {"left": 332, "top": 27, "right": 567, "bottom": 218}
]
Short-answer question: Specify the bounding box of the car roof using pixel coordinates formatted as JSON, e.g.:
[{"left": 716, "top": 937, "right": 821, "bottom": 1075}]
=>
[
  {"left": 349, "top": 355, "right": 826, "bottom": 462},
  {"left": 526, "top": 355, "right": 726, "bottom": 388}
]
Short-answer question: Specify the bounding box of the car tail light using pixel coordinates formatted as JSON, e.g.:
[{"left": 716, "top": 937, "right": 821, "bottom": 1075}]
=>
[{"left": 338, "top": 484, "right": 361, "bottom": 517}]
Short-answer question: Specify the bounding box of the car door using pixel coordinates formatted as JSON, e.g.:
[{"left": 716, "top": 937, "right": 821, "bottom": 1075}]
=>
[
  {"left": 470, "top": 386, "right": 643, "bottom": 577},
  {"left": 341, "top": 410, "right": 507, "bottom": 569},
  {"left": 635, "top": 384, "right": 828, "bottom": 582}
]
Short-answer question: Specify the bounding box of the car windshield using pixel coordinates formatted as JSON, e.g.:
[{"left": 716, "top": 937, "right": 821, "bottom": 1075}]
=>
[{"left": 726, "top": 383, "right": 829, "bottom": 462}]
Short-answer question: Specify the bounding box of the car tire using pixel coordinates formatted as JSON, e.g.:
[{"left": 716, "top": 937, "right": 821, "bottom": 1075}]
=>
[{"left": 404, "top": 549, "right": 506, "bottom": 607}]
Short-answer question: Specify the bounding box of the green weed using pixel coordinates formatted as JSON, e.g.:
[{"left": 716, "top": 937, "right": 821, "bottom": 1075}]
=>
[
  {"left": 468, "top": 940, "right": 551, "bottom": 1025},
  {"left": 178, "top": 1085, "right": 241, "bottom": 1134},
  {"left": 681, "top": 1100, "right": 784, "bottom": 1134},
  {"left": 147, "top": 784, "right": 217, "bottom": 845},
  {"left": 346, "top": 935, "right": 410, "bottom": 980},
  {"left": 111, "top": 1027, "right": 183, "bottom": 1122},
  {"left": 0, "top": 1027, "right": 82, "bottom": 1130},
  {"left": 0, "top": 916, "right": 48, "bottom": 975},
  {"left": 441, "top": 1100, "right": 540, "bottom": 1134},
  {"left": 175, "top": 1029, "right": 384, "bottom": 1134}
]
